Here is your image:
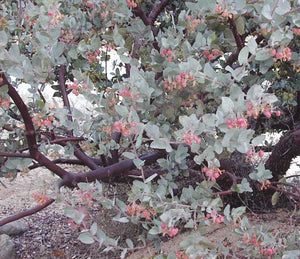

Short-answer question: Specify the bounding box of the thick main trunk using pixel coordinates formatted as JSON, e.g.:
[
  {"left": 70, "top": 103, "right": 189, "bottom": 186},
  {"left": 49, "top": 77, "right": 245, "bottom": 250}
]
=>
[{"left": 265, "top": 129, "right": 300, "bottom": 181}]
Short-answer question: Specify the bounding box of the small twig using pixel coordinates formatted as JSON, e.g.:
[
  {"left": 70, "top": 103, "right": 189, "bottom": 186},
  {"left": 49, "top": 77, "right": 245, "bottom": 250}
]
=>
[
  {"left": 271, "top": 181, "right": 300, "bottom": 194},
  {"left": 271, "top": 0, "right": 280, "bottom": 18},
  {"left": 18, "top": 0, "right": 22, "bottom": 20},
  {"left": 37, "top": 87, "right": 46, "bottom": 103},
  {"left": 268, "top": 185, "right": 300, "bottom": 201},
  {"left": 284, "top": 6, "right": 300, "bottom": 16},
  {"left": 285, "top": 174, "right": 300, "bottom": 179},
  {"left": 212, "top": 189, "right": 233, "bottom": 196},
  {"left": 0, "top": 180, "right": 7, "bottom": 188}
]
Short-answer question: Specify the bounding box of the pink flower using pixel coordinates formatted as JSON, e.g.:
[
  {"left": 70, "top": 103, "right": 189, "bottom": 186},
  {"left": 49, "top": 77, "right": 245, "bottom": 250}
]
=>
[
  {"left": 141, "top": 210, "right": 151, "bottom": 220},
  {"left": 161, "top": 222, "right": 167, "bottom": 230},
  {"left": 247, "top": 150, "right": 253, "bottom": 156},
  {"left": 43, "top": 120, "right": 52, "bottom": 126},
  {"left": 270, "top": 48, "right": 276, "bottom": 56},
  {"left": 203, "top": 50, "right": 210, "bottom": 57},
  {"left": 276, "top": 52, "right": 283, "bottom": 59},
  {"left": 264, "top": 110, "right": 272, "bottom": 118},
  {"left": 275, "top": 110, "right": 281, "bottom": 116},
  {"left": 169, "top": 228, "right": 178, "bottom": 237}
]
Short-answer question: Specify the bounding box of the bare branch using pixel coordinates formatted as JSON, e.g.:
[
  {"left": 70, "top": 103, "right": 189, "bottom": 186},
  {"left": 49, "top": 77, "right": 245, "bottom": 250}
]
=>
[
  {"left": 228, "top": 16, "right": 244, "bottom": 51},
  {"left": 284, "top": 6, "right": 300, "bottom": 16},
  {"left": 73, "top": 145, "right": 99, "bottom": 170},
  {"left": 271, "top": 181, "right": 300, "bottom": 194},
  {"left": 268, "top": 185, "right": 300, "bottom": 201},
  {"left": 0, "top": 198, "right": 55, "bottom": 227},
  {"left": 212, "top": 189, "right": 233, "bottom": 196},
  {"left": 58, "top": 65, "right": 73, "bottom": 128},
  {"left": 74, "top": 151, "right": 166, "bottom": 183},
  {"left": 0, "top": 152, "right": 31, "bottom": 158},
  {"left": 149, "top": 0, "right": 171, "bottom": 24},
  {"left": 132, "top": 5, "right": 150, "bottom": 25}
]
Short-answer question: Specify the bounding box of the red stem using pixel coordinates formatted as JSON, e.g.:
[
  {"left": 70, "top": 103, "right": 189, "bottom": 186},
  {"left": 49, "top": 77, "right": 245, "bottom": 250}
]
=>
[{"left": 228, "top": 16, "right": 244, "bottom": 51}]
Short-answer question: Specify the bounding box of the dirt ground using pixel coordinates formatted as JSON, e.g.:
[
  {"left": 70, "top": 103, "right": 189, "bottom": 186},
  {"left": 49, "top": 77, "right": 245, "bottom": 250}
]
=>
[{"left": 0, "top": 167, "right": 299, "bottom": 259}]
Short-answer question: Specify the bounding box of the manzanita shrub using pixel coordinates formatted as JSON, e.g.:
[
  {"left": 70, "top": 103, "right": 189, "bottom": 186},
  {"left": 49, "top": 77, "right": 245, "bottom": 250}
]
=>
[{"left": 0, "top": 0, "right": 300, "bottom": 258}]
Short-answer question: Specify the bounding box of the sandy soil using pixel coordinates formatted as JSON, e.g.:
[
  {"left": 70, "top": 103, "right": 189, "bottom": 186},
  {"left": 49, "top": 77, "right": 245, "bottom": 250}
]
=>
[{"left": 0, "top": 167, "right": 299, "bottom": 259}]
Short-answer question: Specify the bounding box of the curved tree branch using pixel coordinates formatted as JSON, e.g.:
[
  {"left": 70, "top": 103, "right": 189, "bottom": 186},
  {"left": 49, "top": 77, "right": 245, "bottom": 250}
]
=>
[
  {"left": 0, "top": 151, "right": 166, "bottom": 226},
  {"left": 0, "top": 73, "right": 71, "bottom": 180},
  {"left": 0, "top": 198, "right": 55, "bottom": 226},
  {"left": 74, "top": 151, "right": 166, "bottom": 183}
]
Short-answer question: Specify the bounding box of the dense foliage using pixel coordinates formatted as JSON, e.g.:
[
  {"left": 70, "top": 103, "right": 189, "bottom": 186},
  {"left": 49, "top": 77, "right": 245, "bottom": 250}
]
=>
[{"left": 0, "top": 0, "right": 300, "bottom": 257}]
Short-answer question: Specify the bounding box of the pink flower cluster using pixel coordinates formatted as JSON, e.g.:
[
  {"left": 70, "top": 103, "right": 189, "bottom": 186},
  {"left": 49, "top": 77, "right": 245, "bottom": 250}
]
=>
[
  {"left": 202, "top": 166, "right": 222, "bottom": 181},
  {"left": 100, "top": 3, "right": 108, "bottom": 19},
  {"left": 77, "top": 190, "right": 93, "bottom": 202},
  {"left": 118, "top": 88, "right": 139, "bottom": 99},
  {"left": 59, "top": 29, "right": 73, "bottom": 43},
  {"left": 126, "top": 202, "right": 156, "bottom": 220},
  {"left": 119, "top": 88, "right": 132, "bottom": 98},
  {"left": 226, "top": 117, "right": 247, "bottom": 129},
  {"left": 175, "top": 250, "right": 190, "bottom": 259},
  {"left": 48, "top": 11, "right": 55, "bottom": 16},
  {"left": 68, "top": 81, "right": 89, "bottom": 96},
  {"left": 247, "top": 102, "right": 281, "bottom": 119},
  {"left": 203, "top": 49, "right": 223, "bottom": 61},
  {"left": 164, "top": 72, "right": 195, "bottom": 91},
  {"left": 292, "top": 27, "right": 300, "bottom": 36},
  {"left": 161, "top": 222, "right": 179, "bottom": 237},
  {"left": 85, "top": 49, "right": 101, "bottom": 64},
  {"left": 215, "top": 4, "right": 232, "bottom": 18},
  {"left": 260, "top": 247, "right": 277, "bottom": 258},
  {"left": 205, "top": 209, "right": 224, "bottom": 223},
  {"left": 83, "top": 0, "right": 94, "bottom": 8},
  {"left": 270, "top": 47, "right": 292, "bottom": 62},
  {"left": 32, "top": 192, "right": 51, "bottom": 205},
  {"left": 0, "top": 97, "right": 10, "bottom": 108},
  {"left": 185, "top": 16, "right": 204, "bottom": 31},
  {"left": 32, "top": 114, "right": 54, "bottom": 128},
  {"left": 113, "top": 121, "right": 138, "bottom": 136},
  {"left": 161, "top": 49, "right": 175, "bottom": 62},
  {"left": 243, "top": 233, "right": 277, "bottom": 258},
  {"left": 247, "top": 149, "right": 264, "bottom": 158},
  {"left": 182, "top": 131, "right": 201, "bottom": 145},
  {"left": 24, "top": 14, "right": 37, "bottom": 28},
  {"left": 126, "top": 0, "right": 137, "bottom": 8}
]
